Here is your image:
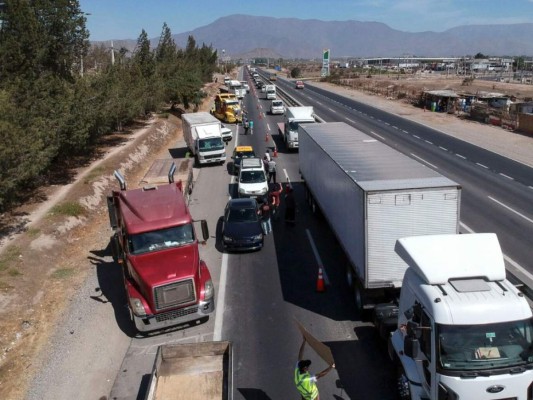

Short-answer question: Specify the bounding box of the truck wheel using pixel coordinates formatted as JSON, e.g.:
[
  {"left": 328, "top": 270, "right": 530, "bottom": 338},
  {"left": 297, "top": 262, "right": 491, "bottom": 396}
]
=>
[
  {"left": 396, "top": 366, "right": 411, "bottom": 400},
  {"left": 354, "top": 283, "right": 364, "bottom": 314}
]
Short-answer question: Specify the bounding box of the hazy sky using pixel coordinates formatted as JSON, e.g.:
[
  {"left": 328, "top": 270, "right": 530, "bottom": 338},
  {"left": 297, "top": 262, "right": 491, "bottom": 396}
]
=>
[{"left": 79, "top": 0, "right": 533, "bottom": 41}]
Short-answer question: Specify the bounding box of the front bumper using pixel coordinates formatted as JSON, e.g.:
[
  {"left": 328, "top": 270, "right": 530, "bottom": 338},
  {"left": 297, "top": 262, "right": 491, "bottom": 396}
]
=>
[
  {"left": 199, "top": 155, "right": 226, "bottom": 164},
  {"left": 224, "top": 237, "right": 263, "bottom": 252},
  {"left": 287, "top": 141, "right": 299, "bottom": 149},
  {"left": 132, "top": 298, "right": 215, "bottom": 333}
]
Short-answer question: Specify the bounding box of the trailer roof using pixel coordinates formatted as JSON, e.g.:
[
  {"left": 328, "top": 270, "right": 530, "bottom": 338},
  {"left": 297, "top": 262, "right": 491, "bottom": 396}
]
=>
[
  {"left": 300, "top": 122, "right": 459, "bottom": 191},
  {"left": 182, "top": 112, "right": 219, "bottom": 125}
]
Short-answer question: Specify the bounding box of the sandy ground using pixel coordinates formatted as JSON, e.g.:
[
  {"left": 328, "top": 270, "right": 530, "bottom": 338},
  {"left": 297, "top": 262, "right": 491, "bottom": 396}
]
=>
[{"left": 0, "top": 70, "right": 532, "bottom": 399}]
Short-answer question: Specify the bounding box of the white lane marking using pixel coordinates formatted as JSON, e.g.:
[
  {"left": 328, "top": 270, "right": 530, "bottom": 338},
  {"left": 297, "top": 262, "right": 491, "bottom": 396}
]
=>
[
  {"left": 384, "top": 122, "right": 390, "bottom": 126},
  {"left": 425, "top": 140, "right": 433, "bottom": 144},
  {"left": 267, "top": 124, "right": 271, "bottom": 132},
  {"left": 345, "top": 117, "right": 355, "bottom": 123},
  {"left": 214, "top": 250, "right": 229, "bottom": 341},
  {"left": 476, "top": 162, "right": 489, "bottom": 169},
  {"left": 499, "top": 173, "right": 514, "bottom": 180},
  {"left": 488, "top": 196, "right": 533, "bottom": 224},
  {"left": 529, "top": 186, "right": 533, "bottom": 190},
  {"left": 460, "top": 222, "right": 533, "bottom": 282},
  {"left": 439, "top": 146, "right": 448, "bottom": 151},
  {"left": 305, "top": 229, "right": 330, "bottom": 285},
  {"left": 328, "top": 107, "right": 337, "bottom": 113},
  {"left": 402, "top": 130, "right": 409, "bottom": 134},
  {"left": 316, "top": 101, "right": 323, "bottom": 105},
  {"left": 283, "top": 168, "right": 291, "bottom": 186},
  {"left": 456, "top": 154, "right": 466, "bottom": 159},
  {"left": 392, "top": 125, "right": 398, "bottom": 129},
  {"left": 413, "top": 135, "right": 421, "bottom": 139},
  {"left": 370, "top": 131, "right": 386, "bottom": 140},
  {"left": 410, "top": 153, "right": 438, "bottom": 169}
]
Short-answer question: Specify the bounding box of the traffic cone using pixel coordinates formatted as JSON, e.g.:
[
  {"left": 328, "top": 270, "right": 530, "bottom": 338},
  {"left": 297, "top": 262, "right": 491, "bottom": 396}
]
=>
[
  {"left": 316, "top": 267, "right": 326, "bottom": 292},
  {"left": 273, "top": 147, "right": 278, "bottom": 157},
  {"left": 265, "top": 132, "right": 270, "bottom": 142}
]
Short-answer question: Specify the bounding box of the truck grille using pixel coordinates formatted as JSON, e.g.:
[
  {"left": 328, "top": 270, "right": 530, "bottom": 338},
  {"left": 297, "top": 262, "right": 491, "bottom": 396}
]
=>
[
  {"left": 204, "top": 153, "right": 223, "bottom": 160},
  {"left": 154, "top": 305, "right": 199, "bottom": 322},
  {"left": 153, "top": 279, "right": 196, "bottom": 311}
]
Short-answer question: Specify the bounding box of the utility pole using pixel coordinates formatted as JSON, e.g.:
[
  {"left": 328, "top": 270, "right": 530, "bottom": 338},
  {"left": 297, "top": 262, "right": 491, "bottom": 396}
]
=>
[{"left": 110, "top": 41, "right": 115, "bottom": 66}]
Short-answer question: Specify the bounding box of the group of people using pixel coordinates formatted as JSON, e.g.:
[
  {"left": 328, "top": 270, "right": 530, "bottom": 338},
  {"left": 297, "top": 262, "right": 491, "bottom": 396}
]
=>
[
  {"left": 262, "top": 150, "right": 277, "bottom": 183},
  {"left": 257, "top": 181, "right": 297, "bottom": 235}
]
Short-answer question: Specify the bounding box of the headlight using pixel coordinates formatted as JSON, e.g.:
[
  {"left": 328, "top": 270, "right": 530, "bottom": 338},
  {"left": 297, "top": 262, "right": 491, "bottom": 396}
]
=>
[
  {"left": 130, "top": 297, "right": 146, "bottom": 316},
  {"left": 204, "top": 279, "right": 214, "bottom": 300},
  {"left": 251, "top": 234, "right": 263, "bottom": 240},
  {"left": 238, "top": 187, "right": 246, "bottom": 194},
  {"left": 223, "top": 235, "right": 233, "bottom": 242}
]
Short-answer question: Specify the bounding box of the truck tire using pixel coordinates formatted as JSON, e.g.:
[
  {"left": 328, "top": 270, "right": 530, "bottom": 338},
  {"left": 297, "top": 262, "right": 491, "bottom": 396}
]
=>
[
  {"left": 396, "top": 366, "right": 411, "bottom": 400},
  {"left": 346, "top": 264, "right": 355, "bottom": 288},
  {"left": 354, "top": 282, "right": 364, "bottom": 315}
]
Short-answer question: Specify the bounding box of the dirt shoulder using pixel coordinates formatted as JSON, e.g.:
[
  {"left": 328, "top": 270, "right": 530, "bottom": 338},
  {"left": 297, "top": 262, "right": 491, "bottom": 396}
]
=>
[
  {"left": 310, "top": 79, "right": 533, "bottom": 167},
  {"left": 0, "top": 79, "right": 222, "bottom": 399}
]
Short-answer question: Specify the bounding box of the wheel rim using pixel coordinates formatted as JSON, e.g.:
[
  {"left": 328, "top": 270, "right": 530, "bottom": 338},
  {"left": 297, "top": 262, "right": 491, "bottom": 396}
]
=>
[{"left": 397, "top": 367, "right": 411, "bottom": 400}]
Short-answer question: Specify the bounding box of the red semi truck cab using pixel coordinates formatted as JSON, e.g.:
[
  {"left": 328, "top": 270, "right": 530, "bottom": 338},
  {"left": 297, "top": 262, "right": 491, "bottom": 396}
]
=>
[{"left": 107, "top": 164, "right": 214, "bottom": 333}]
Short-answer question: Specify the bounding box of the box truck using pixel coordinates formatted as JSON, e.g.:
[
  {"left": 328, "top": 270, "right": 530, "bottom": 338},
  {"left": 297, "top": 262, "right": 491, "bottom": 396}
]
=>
[
  {"left": 182, "top": 112, "right": 226, "bottom": 166},
  {"left": 299, "top": 122, "right": 461, "bottom": 312},
  {"left": 278, "top": 106, "right": 315, "bottom": 150}
]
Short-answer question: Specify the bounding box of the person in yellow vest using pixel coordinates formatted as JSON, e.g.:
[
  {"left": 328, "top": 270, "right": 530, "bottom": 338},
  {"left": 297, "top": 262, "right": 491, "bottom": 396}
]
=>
[{"left": 295, "top": 337, "right": 335, "bottom": 400}]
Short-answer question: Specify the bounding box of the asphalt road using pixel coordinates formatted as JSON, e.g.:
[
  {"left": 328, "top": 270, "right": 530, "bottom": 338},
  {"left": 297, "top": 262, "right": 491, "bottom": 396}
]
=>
[{"left": 27, "top": 67, "right": 533, "bottom": 400}]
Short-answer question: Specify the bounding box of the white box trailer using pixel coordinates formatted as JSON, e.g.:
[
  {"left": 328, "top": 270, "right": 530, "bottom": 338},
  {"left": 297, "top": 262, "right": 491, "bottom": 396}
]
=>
[
  {"left": 182, "top": 112, "right": 226, "bottom": 166},
  {"left": 299, "top": 122, "right": 461, "bottom": 310}
]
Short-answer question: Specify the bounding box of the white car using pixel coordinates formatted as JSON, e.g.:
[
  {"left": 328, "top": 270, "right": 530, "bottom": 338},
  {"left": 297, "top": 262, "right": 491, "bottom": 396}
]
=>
[
  {"left": 270, "top": 100, "right": 285, "bottom": 115},
  {"left": 221, "top": 124, "right": 233, "bottom": 142},
  {"left": 240, "top": 81, "right": 250, "bottom": 92},
  {"left": 238, "top": 158, "right": 268, "bottom": 198}
]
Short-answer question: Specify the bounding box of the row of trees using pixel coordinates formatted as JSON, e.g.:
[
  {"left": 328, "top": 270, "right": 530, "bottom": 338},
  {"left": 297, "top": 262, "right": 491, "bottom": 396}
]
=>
[{"left": 0, "top": 0, "right": 218, "bottom": 212}]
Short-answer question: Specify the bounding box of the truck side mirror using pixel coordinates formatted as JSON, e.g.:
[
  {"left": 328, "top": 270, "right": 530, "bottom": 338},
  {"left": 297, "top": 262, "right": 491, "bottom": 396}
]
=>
[
  {"left": 404, "top": 336, "right": 420, "bottom": 359},
  {"left": 201, "top": 220, "right": 209, "bottom": 241}
]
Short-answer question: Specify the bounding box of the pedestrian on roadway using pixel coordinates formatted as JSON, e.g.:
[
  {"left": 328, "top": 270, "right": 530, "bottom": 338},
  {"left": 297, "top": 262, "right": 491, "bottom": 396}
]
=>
[
  {"left": 284, "top": 186, "right": 296, "bottom": 223},
  {"left": 267, "top": 158, "right": 277, "bottom": 183},
  {"left": 295, "top": 337, "right": 335, "bottom": 400},
  {"left": 259, "top": 195, "right": 272, "bottom": 235}
]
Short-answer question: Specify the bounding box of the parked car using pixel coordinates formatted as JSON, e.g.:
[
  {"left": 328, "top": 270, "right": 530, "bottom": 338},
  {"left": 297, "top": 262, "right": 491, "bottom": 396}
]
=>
[
  {"left": 295, "top": 80, "right": 305, "bottom": 89},
  {"left": 270, "top": 99, "right": 285, "bottom": 115},
  {"left": 222, "top": 198, "right": 264, "bottom": 251},
  {"left": 221, "top": 124, "right": 233, "bottom": 142},
  {"left": 232, "top": 145, "right": 256, "bottom": 175}
]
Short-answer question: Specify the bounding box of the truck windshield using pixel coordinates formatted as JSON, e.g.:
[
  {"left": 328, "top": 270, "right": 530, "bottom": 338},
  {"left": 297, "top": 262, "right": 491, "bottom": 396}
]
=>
[
  {"left": 437, "top": 318, "right": 533, "bottom": 372},
  {"left": 225, "top": 100, "right": 239, "bottom": 106},
  {"left": 199, "top": 138, "right": 224, "bottom": 151},
  {"left": 240, "top": 170, "right": 266, "bottom": 183},
  {"left": 288, "top": 120, "right": 313, "bottom": 131},
  {"left": 129, "top": 224, "right": 195, "bottom": 255}
]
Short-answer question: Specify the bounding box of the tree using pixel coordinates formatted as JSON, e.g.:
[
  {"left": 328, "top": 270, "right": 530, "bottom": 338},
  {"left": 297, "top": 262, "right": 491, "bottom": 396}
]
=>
[
  {"left": 132, "top": 29, "right": 154, "bottom": 78},
  {"left": 474, "top": 52, "right": 487, "bottom": 59}
]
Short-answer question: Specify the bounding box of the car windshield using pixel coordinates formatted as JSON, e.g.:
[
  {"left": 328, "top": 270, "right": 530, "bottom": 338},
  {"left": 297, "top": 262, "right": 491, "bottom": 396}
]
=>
[
  {"left": 235, "top": 151, "right": 255, "bottom": 163},
  {"left": 273, "top": 102, "right": 282, "bottom": 107},
  {"left": 129, "top": 224, "right": 195, "bottom": 255},
  {"left": 227, "top": 207, "right": 259, "bottom": 223},
  {"left": 199, "top": 138, "right": 224, "bottom": 151},
  {"left": 438, "top": 318, "right": 533, "bottom": 372},
  {"left": 240, "top": 170, "right": 266, "bottom": 183}
]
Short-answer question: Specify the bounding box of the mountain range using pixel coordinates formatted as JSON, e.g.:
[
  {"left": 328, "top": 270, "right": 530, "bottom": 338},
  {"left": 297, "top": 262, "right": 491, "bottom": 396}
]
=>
[{"left": 94, "top": 14, "right": 533, "bottom": 59}]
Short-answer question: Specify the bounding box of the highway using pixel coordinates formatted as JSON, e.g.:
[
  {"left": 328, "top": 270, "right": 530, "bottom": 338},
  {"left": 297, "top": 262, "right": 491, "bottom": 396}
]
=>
[{"left": 36, "top": 66, "right": 531, "bottom": 400}]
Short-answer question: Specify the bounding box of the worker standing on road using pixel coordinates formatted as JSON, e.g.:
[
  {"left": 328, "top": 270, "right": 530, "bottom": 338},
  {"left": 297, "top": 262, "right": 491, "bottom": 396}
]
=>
[
  {"left": 249, "top": 119, "right": 254, "bottom": 135},
  {"left": 267, "top": 158, "right": 277, "bottom": 183},
  {"left": 243, "top": 116, "right": 249, "bottom": 135},
  {"left": 295, "top": 337, "right": 335, "bottom": 400}
]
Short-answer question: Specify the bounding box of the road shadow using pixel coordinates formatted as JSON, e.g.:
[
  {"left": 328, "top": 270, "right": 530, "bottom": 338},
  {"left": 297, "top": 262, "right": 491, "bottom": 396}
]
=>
[
  {"left": 272, "top": 182, "right": 358, "bottom": 322},
  {"left": 89, "top": 240, "right": 137, "bottom": 337},
  {"left": 237, "top": 388, "right": 273, "bottom": 400},
  {"left": 215, "top": 216, "right": 225, "bottom": 253},
  {"left": 136, "top": 374, "right": 152, "bottom": 400},
  {"left": 325, "top": 329, "right": 396, "bottom": 400},
  {"left": 168, "top": 145, "right": 190, "bottom": 159}
]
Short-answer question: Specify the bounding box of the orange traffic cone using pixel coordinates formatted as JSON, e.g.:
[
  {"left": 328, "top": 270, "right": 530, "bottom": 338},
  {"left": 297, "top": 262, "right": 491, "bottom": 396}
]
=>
[
  {"left": 273, "top": 147, "right": 278, "bottom": 157},
  {"left": 265, "top": 132, "right": 270, "bottom": 142},
  {"left": 316, "top": 267, "right": 326, "bottom": 292}
]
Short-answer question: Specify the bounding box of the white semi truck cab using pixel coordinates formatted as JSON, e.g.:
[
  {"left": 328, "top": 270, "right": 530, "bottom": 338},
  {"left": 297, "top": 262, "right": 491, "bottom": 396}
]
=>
[{"left": 389, "top": 233, "right": 533, "bottom": 400}]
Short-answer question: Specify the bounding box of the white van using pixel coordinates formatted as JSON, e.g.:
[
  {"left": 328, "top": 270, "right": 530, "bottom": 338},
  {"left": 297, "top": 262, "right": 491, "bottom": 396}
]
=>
[
  {"left": 270, "top": 100, "right": 285, "bottom": 115},
  {"left": 238, "top": 158, "right": 268, "bottom": 198},
  {"left": 265, "top": 85, "right": 276, "bottom": 100}
]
